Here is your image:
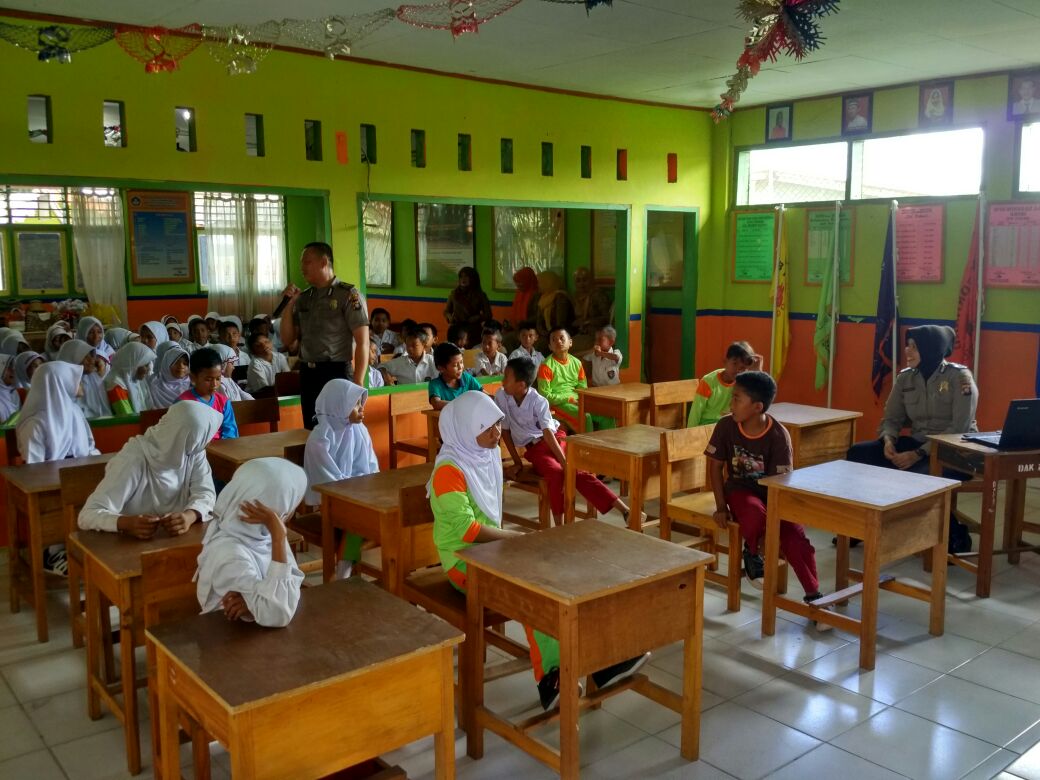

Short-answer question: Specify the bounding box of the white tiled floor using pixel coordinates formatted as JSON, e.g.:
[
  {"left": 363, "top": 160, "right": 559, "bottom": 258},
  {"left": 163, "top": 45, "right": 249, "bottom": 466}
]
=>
[{"left": 1, "top": 484, "right": 1039, "bottom": 779}]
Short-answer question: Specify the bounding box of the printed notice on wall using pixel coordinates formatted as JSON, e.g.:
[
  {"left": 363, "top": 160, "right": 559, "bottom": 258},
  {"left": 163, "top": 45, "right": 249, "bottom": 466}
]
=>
[
  {"left": 895, "top": 205, "right": 944, "bottom": 282},
  {"left": 732, "top": 210, "right": 775, "bottom": 282},
  {"left": 127, "top": 190, "right": 195, "bottom": 285},
  {"left": 805, "top": 208, "right": 855, "bottom": 285},
  {"left": 987, "top": 202, "right": 1040, "bottom": 288}
]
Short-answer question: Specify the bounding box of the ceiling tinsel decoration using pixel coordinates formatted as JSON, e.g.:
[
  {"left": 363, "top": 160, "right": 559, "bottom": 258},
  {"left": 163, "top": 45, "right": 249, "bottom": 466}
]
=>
[
  {"left": 280, "top": 9, "right": 397, "bottom": 59},
  {"left": 711, "top": 0, "right": 840, "bottom": 122},
  {"left": 396, "top": 0, "right": 523, "bottom": 37},
  {"left": 115, "top": 24, "right": 203, "bottom": 73},
  {"left": 203, "top": 21, "right": 281, "bottom": 75},
  {"left": 0, "top": 21, "right": 114, "bottom": 62},
  {"left": 540, "top": 0, "right": 613, "bottom": 12}
]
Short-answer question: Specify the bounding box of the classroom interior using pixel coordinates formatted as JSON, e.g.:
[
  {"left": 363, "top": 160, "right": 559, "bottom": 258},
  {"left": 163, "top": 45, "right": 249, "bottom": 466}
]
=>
[{"left": 1, "top": 0, "right": 1040, "bottom": 778}]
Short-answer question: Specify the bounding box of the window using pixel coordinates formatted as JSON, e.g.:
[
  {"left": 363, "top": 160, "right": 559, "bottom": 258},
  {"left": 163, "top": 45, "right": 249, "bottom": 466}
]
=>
[
  {"left": 362, "top": 200, "right": 393, "bottom": 288},
  {"left": 410, "top": 129, "right": 426, "bottom": 168},
  {"left": 736, "top": 142, "right": 848, "bottom": 206},
  {"left": 245, "top": 114, "right": 265, "bottom": 157},
  {"left": 458, "top": 133, "right": 472, "bottom": 172},
  {"left": 175, "top": 107, "right": 196, "bottom": 152},
  {"left": 28, "top": 95, "right": 51, "bottom": 144},
  {"left": 1019, "top": 122, "right": 1040, "bottom": 192},
  {"left": 304, "top": 120, "right": 322, "bottom": 161},
  {"left": 541, "top": 142, "right": 553, "bottom": 176},
  {"left": 850, "top": 127, "right": 983, "bottom": 199},
  {"left": 360, "top": 123, "right": 377, "bottom": 163},
  {"left": 103, "top": 100, "right": 125, "bottom": 147},
  {"left": 3, "top": 186, "right": 69, "bottom": 224},
  {"left": 580, "top": 145, "right": 592, "bottom": 178},
  {"left": 501, "top": 138, "right": 513, "bottom": 174}
]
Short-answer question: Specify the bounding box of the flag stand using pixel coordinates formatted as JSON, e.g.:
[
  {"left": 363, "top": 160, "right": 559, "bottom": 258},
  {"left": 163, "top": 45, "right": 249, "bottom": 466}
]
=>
[
  {"left": 827, "top": 201, "right": 841, "bottom": 408},
  {"left": 769, "top": 203, "right": 785, "bottom": 375},
  {"left": 890, "top": 200, "right": 900, "bottom": 377},
  {"left": 974, "top": 193, "right": 985, "bottom": 377}
]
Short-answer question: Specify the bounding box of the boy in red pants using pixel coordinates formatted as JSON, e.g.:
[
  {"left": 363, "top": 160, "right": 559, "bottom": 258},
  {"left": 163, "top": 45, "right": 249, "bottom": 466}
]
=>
[
  {"left": 495, "top": 356, "right": 642, "bottom": 527},
  {"left": 705, "top": 370, "right": 829, "bottom": 629}
]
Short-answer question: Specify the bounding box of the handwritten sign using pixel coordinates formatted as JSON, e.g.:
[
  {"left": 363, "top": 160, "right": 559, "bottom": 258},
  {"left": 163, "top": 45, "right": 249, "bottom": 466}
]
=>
[
  {"left": 15, "top": 231, "right": 67, "bottom": 293},
  {"left": 895, "top": 205, "right": 944, "bottom": 282},
  {"left": 987, "top": 202, "right": 1040, "bottom": 288},
  {"left": 127, "top": 191, "right": 195, "bottom": 285},
  {"left": 732, "top": 211, "right": 775, "bottom": 283},
  {"left": 805, "top": 208, "right": 854, "bottom": 285}
]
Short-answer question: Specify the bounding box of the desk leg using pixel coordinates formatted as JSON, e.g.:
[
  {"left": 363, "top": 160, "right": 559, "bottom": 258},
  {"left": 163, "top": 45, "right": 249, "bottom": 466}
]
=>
[
  {"left": 464, "top": 569, "right": 485, "bottom": 760},
  {"left": 564, "top": 456, "right": 577, "bottom": 525},
  {"left": 321, "top": 495, "right": 335, "bottom": 583},
  {"left": 6, "top": 491, "right": 18, "bottom": 613},
  {"left": 156, "top": 653, "right": 181, "bottom": 780},
  {"left": 558, "top": 604, "right": 580, "bottom": 780},
  {"left": 85, "top": 571, "right": 102, "bottom": 721},
  {"left": 577, "top": 396, "right": 587, "bottom": 434},
  {"left": 380, "top": 516, "right": 400, "bottom": 595},
  {"left": 761, "top": 489, "right": 780, "bottom": 637},
  {"left": 835, "top": 536, "right": 850, "bottom": 595},
  {"left": 1005, "top": 479, "right": 1026, "bottom": 565},
  {"left": 434, "top": 647, "right": 456, "bottom": 780},
  {"left": 28, "top": 496, "right": 48, "bottom": 643},
  {"left": 119, "top": 586, "right": 141, "bottom": 775},
  {"left": 929, "top": 494, "right": 950, "bottom": 637},
  {"left": 858, "top": 519, "right": 882, "bottom": 671},
  {"left": 628, "top": 462, "right": 644, "bottom": 533},
  {"left": 680, "top": 567, "right": 704, "bottom": 761},
  {"left": 977, "top": 458, "right": 998, "bottom": 598}
]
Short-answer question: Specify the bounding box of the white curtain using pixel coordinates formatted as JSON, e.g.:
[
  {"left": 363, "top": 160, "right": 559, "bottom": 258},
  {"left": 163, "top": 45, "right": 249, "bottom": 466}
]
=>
[
  {"left": 69, "top": 188, "right": 128, "bottom": 325},
  {"left": 200, "top": 192, "right": 286, "bottom": 319}
]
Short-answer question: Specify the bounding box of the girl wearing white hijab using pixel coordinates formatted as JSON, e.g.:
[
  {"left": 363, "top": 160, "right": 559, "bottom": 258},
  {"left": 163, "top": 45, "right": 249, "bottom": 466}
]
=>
[
  {"left": 58, "top": 340, "right": 110, "bottom": 419},
  {"left": 0, "top": 354, "right": 20, "bottom": 423},
  {"left": 195, "top": 458, "right": 307, "bottom": 627},
  {"left": 105, "top": 342, "right": 156, "bottom": 415},
  {"left": 303, "top": 379, "right": 378, "bottom": 578},
  {"left": 13, "top": 351, "right": 44, "bottom": 399},
  {"left": 138, "top": 321, "right": 168, "bottom": 352},
  {"left": 44, "top": 323, "right": 71, "bottom": 361},
  {"left": 1, "top": 332, "right": 30, "bottom": 355},
  {"left": 78, "top": 316, "right": 114, "bottom": 363},
  {"left": 148, "top": 345, "right": 190, "bottom": 408},
  {"left": 103, "top": 327, "right": 131, "bottom": 352},
  {"left": 16, "top": 361, "right": 98, "bottom": 464},
  {"left": 211, "top": 344, "right": 254, "bottom": 401},
  {"left": 79, "top": 402, "right": 221, "bottom": 537}
]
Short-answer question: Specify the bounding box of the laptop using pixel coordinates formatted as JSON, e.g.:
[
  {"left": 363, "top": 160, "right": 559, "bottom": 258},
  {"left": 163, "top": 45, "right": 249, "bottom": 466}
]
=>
[{"left": 962, "top": 399, "right": 1040, "bottom": 450}]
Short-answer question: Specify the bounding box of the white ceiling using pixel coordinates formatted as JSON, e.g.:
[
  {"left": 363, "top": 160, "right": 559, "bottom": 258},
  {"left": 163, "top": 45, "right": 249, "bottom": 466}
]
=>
[{"left": 5, "top": 0, "right": 1040, "bottom": 107}]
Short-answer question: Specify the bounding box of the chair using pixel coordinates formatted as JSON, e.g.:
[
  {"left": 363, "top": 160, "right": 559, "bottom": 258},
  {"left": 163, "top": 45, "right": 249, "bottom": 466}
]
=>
[
  {"left": 659, "top": 425, "right": 787, "bottom": 612},
  {"left": 282, "top": 442, "right": 343, "bottom": 576},
  {"left": 462, "top": 348, "right": 480, "bottom": 370},
  {"left": 138, "top": 407, "right": 168, "bottom": 432},
  {"left": 388, "top": 389, "right": 431, "bottom": 468},
  {"left": 60, "top": 461, "right": 110, "bottom": 648},
  {"left": 231, "top": 365, "right": 248, "bottom": 382},
  {"left": 140, "top": 544, "right": 211, "bottom": 780},
  {"left": 231, "top": 396, "right": 280, "bottom": 432},
  {"left": 274, "top": 370, "right": 300, "bottom": 397},
  {"left": 502, "top": 453, "right": 597, "bottom": 531},
  {"left": 650, "top": 379, "right": 699, "bottom": 430}
]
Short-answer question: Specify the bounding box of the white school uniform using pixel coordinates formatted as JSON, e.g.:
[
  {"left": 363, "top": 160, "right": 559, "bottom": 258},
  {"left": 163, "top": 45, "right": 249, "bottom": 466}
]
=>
[
  {"left": 431, "top": 392, "right": 504, "bottom": 524},
  {"left": 148, "top": 346, "right": 191, "bottom": 408},
  {"left": 591, "top": 348, "right": 622, "bottom": 387},
  {"left": 494, "top": 386, "right": 558, "bottom": 448},
  {"left": 507, "top": 346, "right": 544, "bottom": 371},
  {"left": 383, "top": 352, "right": 437, "bottom": 385},
  {"left": 77, "top": 317, "right": 114, "bottom": 364},
  {"left": 0, "top": 355, "right": 20, "bottom": 423},
  {"left": 246, "top": 352, "right": 290, "bottom": 394},
  {"left": 473, "top": 350, "right": 507, "bottom": 377},
  {"left": 367, "top": 365, "right": 385, "bottom": 389},
  {"left": 304, "top": 380, "right": 379, "bottom": 505},
  {"left": 16, "top": 362, "right": 99, "bottom": 464},
  {"left": 105, "top": 342, "right": 156, "bottom": 413},
  {"left": 374, "top": 329, "right": 401, "bottom": 353},
  {"left": 78, "top": 402, "right": 221, "bottom": 533},
  {"left": 57, "top": 340, "right": 110, "bottom": 419},
  {"left": 212, "top": 344, "right": 255, "bottom": 401},
  {"left": 195, "top": 458, "right": 306, "bottom": 628}
]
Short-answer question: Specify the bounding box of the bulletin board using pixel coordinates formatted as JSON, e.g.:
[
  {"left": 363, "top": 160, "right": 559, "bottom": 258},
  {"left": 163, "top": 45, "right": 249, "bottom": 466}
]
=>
[
  {"left": 127, "top": 190, "right": 195, "bottom": 284},
  {"left": 804, "top": 208, "right": 855, "bottom": 286},
  {"left": 731, "top": 210, "right": 775, "bottom": 283},
  {"left": 987, "top": 202, "right": 1040, "bottom": 288},
  {"left": 14, "top": 229, "right": 68, "bottom": 295},
  {"left": 895, "top": 204, "right": 945, "bottom": 283}
]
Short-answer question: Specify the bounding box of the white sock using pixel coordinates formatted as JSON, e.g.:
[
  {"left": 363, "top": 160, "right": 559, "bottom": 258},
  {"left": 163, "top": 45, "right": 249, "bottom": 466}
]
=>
[{"left": 334, "top": 560, "right": 353, "bottom": 580}]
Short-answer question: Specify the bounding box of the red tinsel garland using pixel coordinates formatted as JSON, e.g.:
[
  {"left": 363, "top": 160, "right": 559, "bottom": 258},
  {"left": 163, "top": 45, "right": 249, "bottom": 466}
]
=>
[{"left": 114, "top": 24, "right": 203, "bottom": 73}]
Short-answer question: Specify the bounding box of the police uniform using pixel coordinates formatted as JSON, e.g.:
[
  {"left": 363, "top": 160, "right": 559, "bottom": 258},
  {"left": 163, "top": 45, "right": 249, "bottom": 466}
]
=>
[{"left": 292, "top": 277, "right": 369, "bottom": 429}]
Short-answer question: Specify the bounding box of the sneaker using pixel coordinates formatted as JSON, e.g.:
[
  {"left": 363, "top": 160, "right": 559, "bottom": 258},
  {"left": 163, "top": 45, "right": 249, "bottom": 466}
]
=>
[
  {"left": 537, "top": 668, "right": 585, "bottom": 711},
  {"left": 948, "top": 523, "right": 972, "bottom": 555},
  {"left": 592, "top": 652, "right": 651, "bottom": 690},
  {"left": 43, "top": 548, "right": 68, "bottom": 577},
  {"left": 803, "top": 592, "right": 833, "bottom": 632},
  {"left": 742, "top": 545, "right": 765, "bottom": 590}
]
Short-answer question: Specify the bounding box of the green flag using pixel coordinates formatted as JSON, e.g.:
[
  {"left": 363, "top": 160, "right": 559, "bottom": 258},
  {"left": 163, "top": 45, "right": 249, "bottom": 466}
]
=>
[{"left": 813, "top": 243, "right": 835, "bottom": 391}]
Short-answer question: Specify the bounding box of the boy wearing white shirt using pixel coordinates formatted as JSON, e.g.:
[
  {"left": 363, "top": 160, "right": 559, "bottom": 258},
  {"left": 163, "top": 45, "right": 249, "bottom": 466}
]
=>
[
  {"left": 381, "top": 327, "right": 436, "bottom": 385},
  {"left": 507, "top": 320, "right": 543, "bottom": 370},
  {"left": 590, "top": 325, "right": 622, "bottom": 387},
  {"left": 473, "top": 327, "right": 507, "bottom": 377},
  {"left": 246, "top": 331, "right": 290, "bottom": 393}
]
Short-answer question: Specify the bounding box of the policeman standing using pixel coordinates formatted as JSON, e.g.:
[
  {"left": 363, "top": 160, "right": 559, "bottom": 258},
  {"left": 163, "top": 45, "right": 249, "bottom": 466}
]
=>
[{"left": 280, "top": 242, "right": 370, "bottom": 429}]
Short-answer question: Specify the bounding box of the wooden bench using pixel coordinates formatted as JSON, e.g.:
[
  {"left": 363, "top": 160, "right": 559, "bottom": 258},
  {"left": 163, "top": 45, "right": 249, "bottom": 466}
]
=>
[
  {"left": 649, "top": 379, "right": 698, "bottom": 430},
  {"left": 388, "top": 389, "right": 431, "bottom": 468},
  {"left": 283, "top": 441, "right": 331, "bottom": 575},
  {"left": 141, "top": 397, "right": 281, "bottom": 434},
  {"left": 274, "top": 370, "right": 300, "bottom": 397},
  {"left": 59, "top": 461, "right": 111, "bottom": 648}
]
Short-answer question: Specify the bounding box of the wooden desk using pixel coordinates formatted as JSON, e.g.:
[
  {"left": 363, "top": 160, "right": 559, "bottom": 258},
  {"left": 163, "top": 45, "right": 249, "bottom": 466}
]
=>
[
  {"left": 149, "top": 578, "right": 462, "bottom": 780},
  {"left": 576, "top": 383, "right": 651, "bottom": 433},
  {"left": 928, "top": 434, "right": 1040, "bottom": 598},
  {"left": 423, "top": 407, "right": 441, "bottom": 461},
  {"left": 73, "top": 522, "right": 207, "bottom": 775},
  {"left": 770, "top": 402, "right": 861, "bottom": 468},
  {"left": 458, "top": 521, "right": 712, "bottom": 778},
  {"left": 760, "top": 461, "right": 959, "bottom": 670},
  {"left": 206, "top": 428, "right": 309, "bottom": 483},
  {"left": 563, "top": 424, "right": 666, "bottom": 531},
  {"left": 316, "top": 462, "right": 435, "bottom": 587},
  {"left": 1, "top": 452, "right": 115, "bottom": 643}
]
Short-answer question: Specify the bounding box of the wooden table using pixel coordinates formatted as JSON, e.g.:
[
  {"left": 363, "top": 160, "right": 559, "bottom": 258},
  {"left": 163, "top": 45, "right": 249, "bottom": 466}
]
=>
[
  {"left": 423, "top": 407, "right": 441, "bottom": 460},
  {"left": 316, "top": 462, "right": 435, "bottom": 587},
  {"left": 458, "top": 521, "right": 712, "bottom": 778},
  {"left": 73, "top": 522, "right": 208, "bottom": 775},
  {"left": 770, "top": 402, "right": 861, "bottom": 468},
  {"left": 576, "top": 383, "right": 651, "bottom": 433},
  {"left": 760, "top": 460, "right": 959, "bottom": 670},
  {"left": 149, "top": 578, "right": 462, "bottom": 780},
  {"left": 928, "top": 434, "right": 1040, "bottom": 598},
  {"left": 563, "top": 424, "right": 666, "bottom": 531},
  {"left": 206, "top": 428, "right": 310, "bottom": 482},
  {"left": 1, "top": 452, "right": 115, "bottom": 643}
]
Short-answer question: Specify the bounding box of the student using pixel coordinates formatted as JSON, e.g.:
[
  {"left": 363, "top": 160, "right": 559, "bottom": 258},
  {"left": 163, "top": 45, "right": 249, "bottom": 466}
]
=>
[
  {"left": 138, "top": 321, "right": 168, "bottom": 352},
  {"left": 369, "top": 307, "right": 400, "bottom": 354},
  {"left": 148, "top": 345, "right": 191, "bottom": 408},
  {"left": 14, "top": 350, "right": 45, "bottom": 396},
  {"left": 705, "top": 371, "right": 828, "bottom": 623},
  {"left": 418, "top": 322, "right": 438, "bottom": 353},
  {"left": 431, "top": 392, "right": 649, "bottom": 709},
  {"left": 246, "top": 331, "right": 290, "bottom": 394},
  {"left": 381, "top": 327, "right": 436, "bottom": 386},
  {"left": 446, "top": 322, "right": 469, "bottom": 351},
  {"left": 497, "top": 357, "right": 640, "bottom": 526},
  {"left": 204, "top": 311, "right": 222, "bottom": 337},
  {"left": 187, "top": 317, "right": 210, "bottom": 351},
  {"left": 17, "top": 361, "right": 99, "bottom": 464},
  {"left": 58, "top": 340, "right": 110, "bottom": 419},
  {"left": 536, "top": 327, "right": 609, "bottom": 433},
  {"left": 303, "top": 380, "right": 379, "bottom": 578},
  {"left": 366, "top": 338, "right": 385, "bottom": 389},
  {"left": 688, "top": 340, "right": 762, "bottom": 427},
  {"left": 0, "top": 354, "right": 20, "bottom": 423},
  {"left": 77, "top": 316, "right": 114, "bottom": 364},
  {"left": 210, "top": 344, "right": 254, "bottom": 402},
  {"left": 179, "top": 347, "right": 239, "bottom": 440},
  {"left": 79, "top": 402, "right": 221, "bottom": 536},
  {"left": 44, "top": 323, "right": 71, "bottom": 361},
  {"left": 105, "top": 342, "right": 155, "bottom": 415},
  {"left": 589, "top": 325, "right": 622, "bottom": 387},
  {"left": 2, "top": 332, "right": 30, "bottom": 355},
  {"left": 429, "top": 342, "right": 482, "bottom": 410},
  {"left": 391, "top": 319, "right": 418, "bottom": 357},
  {"left": 220, "top": 318, "right": 251, "bottom": 368},
  {"left": 195, "top": 458, "right": 307, "bottom": 627},
  {"left": 165, "top": 320, "right": 193, "bottom": 352},
  {"left": 473, "top": 327, "right": 507, "bottom": 377},
  {"left": 104, "top": 327, "right": 132, "bottom": 352},
  {"left": 508, "top": 320, "right": 543, "bottom": 370}
]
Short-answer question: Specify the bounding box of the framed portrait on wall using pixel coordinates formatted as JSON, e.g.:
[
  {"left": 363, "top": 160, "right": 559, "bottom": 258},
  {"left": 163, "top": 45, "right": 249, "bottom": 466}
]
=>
[
  {"left": 765, "top": 103, "right": 793, "bottom": 143},
  {"left": 1008, "top": 70, "right": 1040, "bottom": 121},
  {"left": 919, "top": 81, "right": 953, "bottom": 126},
  {"left": 841, "top": 92, "right": 873, "bottom": 135}
]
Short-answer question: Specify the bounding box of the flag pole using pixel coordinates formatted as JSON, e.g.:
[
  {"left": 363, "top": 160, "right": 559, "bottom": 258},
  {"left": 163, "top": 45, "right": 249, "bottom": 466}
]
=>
[
  {"left": 769, "top": 203, "right": 785, "bottom": 374},
  {"left": 827, "top": 201, "right": 841, "bottom": 408},
  {"left": 974, "top": 192, "right": 985, "bottom": 377},
  {"left": 890, "top": 200, "right": 900, "bottom": 374}
]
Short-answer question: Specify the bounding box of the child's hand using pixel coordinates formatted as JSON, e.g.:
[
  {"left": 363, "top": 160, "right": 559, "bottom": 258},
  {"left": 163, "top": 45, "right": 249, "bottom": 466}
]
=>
[
  {"left": 503, "top": 464, "right": 521, "bottom": 480},
  {"left": 160, "top": 510, "right": 198, "bottom": 535},
  {"left": 750, "top": 354, "right": 764, "bottom": 371},
  {"left": 241, "top": 500, "right": 285, "bottom": 532},
  {"left": 221, "top": 591, "right": 253, "bottom": 621},
  {"left": 117, "top": 514, "right": 161, "bottom": 539},
  {"left": 712, "top": 509, "right": 731, "bottom": 529},
  {"left": 890, "top": 450, "right": 921, "bottom": 470},
  {"left": 883, "top": 439, "right": 898, "bottom": 461}
]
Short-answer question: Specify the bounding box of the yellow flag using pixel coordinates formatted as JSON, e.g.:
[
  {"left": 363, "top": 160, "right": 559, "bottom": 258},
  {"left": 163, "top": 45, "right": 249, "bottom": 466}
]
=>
[{"left": 771, "top": 212, "right": 790, "bottom": 380}]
